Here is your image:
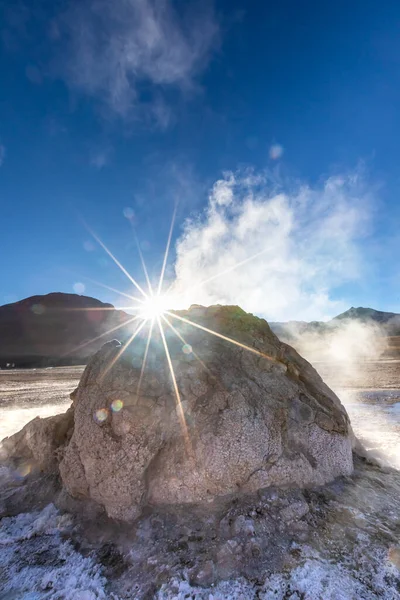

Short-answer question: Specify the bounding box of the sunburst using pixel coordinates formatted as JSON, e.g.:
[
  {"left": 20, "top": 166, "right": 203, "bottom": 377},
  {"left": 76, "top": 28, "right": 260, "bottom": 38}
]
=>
[{"left": 74, "top": 207, "right": 276, "bottom": 455}]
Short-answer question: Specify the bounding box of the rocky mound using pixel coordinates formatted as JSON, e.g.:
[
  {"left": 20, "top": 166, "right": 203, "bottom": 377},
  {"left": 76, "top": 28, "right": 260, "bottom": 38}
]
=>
[
  {"left": 1, "top": 305, "right": 354, "bottom": 522},
  {"left": 0, "top": 292, "right": 132, "bottom": 368}
]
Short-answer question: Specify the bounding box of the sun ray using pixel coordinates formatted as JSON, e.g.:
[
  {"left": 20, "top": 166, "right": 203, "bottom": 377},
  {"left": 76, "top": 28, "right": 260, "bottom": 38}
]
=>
[
  {"left": 64, "top": 306, "right": 143, "bottom": 312},
  {"left": 99, "top": 317, "right": 148, "bottom": 381},
  {"left": 166, "top": 311, "right": 277, "bottom": 363},
  {"left": 135, "top": 318, "right": 154, "bottom": 404},
  {"left": 133, "top": 229, "right": 154, "bottom": 296},
  {"left": 85, "top": 224, "right": 149, "bottom": 299},
  {"left": 161, "top": 314, "right": 212, "bottom": 376},
  {"left": 63, "top": 315, "right": 139, "bottom": 357},
  {"left": 113, "top": 306, "right": 143, "bottom": 312},
  {"left": 78, "top": 275, "right": 145, "bottom": 305},
  {"left": 157, "top": 316, "right": 192, "bottom": 455},
  {"left": 157, "top": 203, "right": 177, "bottom": 296}
]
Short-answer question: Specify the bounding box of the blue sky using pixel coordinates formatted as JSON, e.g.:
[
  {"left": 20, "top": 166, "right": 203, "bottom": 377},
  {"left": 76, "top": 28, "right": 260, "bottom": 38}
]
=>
[{"left": 1, "top": 0, "right": 400, "bottom": 321}]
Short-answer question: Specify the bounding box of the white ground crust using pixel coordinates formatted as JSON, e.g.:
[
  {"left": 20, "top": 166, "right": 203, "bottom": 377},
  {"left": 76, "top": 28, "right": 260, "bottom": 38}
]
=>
[
  {"left": 157, "top": 546, "right": 400, "bottom": 600},
  {"left": 1, "top": 503, "right": 399, "bottom": 599},
  {"left": 0, "top": 504, "right": 112, "bottom": 600}
]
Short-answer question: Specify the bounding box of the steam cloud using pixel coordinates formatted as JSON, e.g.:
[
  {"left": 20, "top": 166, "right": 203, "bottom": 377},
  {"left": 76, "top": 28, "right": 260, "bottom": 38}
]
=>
[
  {"left": 284, "top": 320, "right": 387, "bottom": 372},
  {"left": 172, "top": 169, "right": 373, "bottom": 322}
]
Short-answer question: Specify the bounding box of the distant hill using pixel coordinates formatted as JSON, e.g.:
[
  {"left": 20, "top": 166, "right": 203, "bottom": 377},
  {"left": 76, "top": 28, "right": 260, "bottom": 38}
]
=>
[
  {"left": 331, "top": 306, "right": 400, "bottom": 325},
  {"left": 0, "top": 293, "right": 133, "bottom": 368},
  {"left": 270, "top": 306, "right": 400, "bottom": 342}
]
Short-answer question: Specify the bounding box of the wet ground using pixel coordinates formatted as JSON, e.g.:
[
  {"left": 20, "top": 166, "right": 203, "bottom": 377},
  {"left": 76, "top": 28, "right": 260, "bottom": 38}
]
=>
[
  {"left": 0, "top": 366, "right": 82, "bottom": 441},
  {"left": 317, "top": 358, "right": 400, "bottom": 390},
  {"left": 316, "top": 358, "right": 400, "bottom": 470}
]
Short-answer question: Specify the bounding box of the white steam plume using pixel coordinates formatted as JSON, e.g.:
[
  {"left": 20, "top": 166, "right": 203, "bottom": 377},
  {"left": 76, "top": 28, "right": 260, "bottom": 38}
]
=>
[
  {"left": 283, "top": 320, "right": 387, "bottom": 374},
  {"left": 171, "top": 169, "right": 373, "bottom": 322}
]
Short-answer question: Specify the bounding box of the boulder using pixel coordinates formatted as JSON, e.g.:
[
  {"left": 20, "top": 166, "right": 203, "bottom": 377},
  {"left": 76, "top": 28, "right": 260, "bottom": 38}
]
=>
[{"left": 57, "top": 305, "right": 353, "bottom": 521}]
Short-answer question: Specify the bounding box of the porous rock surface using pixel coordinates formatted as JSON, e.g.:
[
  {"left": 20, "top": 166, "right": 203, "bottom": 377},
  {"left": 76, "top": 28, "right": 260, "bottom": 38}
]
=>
[{"left": 57, "top": 305, "right": 353, "bottom": 521}]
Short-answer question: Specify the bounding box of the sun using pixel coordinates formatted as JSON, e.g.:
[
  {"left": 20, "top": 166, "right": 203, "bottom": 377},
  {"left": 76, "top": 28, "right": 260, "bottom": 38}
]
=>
[{"left": 138, "top": 294, "right": 171, "bottom": 321}]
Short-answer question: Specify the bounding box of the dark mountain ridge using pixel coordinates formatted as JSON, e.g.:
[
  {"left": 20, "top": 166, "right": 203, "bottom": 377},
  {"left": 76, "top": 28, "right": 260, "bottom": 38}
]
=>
[{"left": 0, "top": 292, "right": 132, "bottom": 368}]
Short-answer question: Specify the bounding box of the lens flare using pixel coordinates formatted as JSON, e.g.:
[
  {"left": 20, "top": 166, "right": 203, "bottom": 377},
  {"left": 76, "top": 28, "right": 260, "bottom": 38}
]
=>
[
  {"left": 111, "top": 399, "right": 124, "bottom": 412},
  {"left": 16, "top": 461, "right": 32, "bottom": 478},
  {"left": 94, "top": 408, "right": 108, "bottom": 423}
]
